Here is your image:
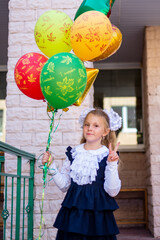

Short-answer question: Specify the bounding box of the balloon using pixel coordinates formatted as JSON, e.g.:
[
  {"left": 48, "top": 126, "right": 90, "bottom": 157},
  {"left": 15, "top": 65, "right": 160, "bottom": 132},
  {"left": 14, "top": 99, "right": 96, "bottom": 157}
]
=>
[
  {"left": 40, "top": 52, "right": 87, "bottom": 109},
  {"left": 14, "top": 52, "right": 48, "bottom": 100},
  {"left": 74, "top": 68, "right": 99, "bottom": 106},
  {"left": 34, "top": 10, "right": 73, "bottom": 58},
  {"left": 70, "top": 11, "right": 112, "bottom": 61},
  {"left": 74, "top": 0, "right": 116, "bottom": 20},
  {"left": 92, "top": 24, "right": 122, "bottom": 61}
]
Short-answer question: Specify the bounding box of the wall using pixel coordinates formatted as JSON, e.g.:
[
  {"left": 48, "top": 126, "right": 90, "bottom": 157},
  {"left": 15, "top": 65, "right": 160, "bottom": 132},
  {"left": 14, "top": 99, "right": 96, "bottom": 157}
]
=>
[{"left": 143, "top": 26, "right": 160, "bottom": 238}]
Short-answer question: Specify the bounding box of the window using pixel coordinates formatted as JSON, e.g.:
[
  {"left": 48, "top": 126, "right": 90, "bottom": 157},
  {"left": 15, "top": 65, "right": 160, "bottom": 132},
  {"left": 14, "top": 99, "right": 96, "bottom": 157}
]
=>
[
  {"left": 0, "top": 110, "right": 3, "bottom": 134},
  {"left": 0, "top": 70, "right": 7, "bottom": 142},
  {"left": 94, "top": 69, "right": 143, "bottom": 148}
]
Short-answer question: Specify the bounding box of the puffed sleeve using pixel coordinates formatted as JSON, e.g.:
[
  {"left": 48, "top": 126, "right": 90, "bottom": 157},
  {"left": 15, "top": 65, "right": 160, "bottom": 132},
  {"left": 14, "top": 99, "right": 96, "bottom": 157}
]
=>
[
  {"left": 104, "top": 161, "right": 121, "bottom": 197},
  {"left": 48, "top": 157, "right": 71, "bottom": 192}
]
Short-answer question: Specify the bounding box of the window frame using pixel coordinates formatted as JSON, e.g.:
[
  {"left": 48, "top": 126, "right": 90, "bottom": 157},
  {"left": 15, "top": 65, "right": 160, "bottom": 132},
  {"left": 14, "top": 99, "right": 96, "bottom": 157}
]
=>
[{"left": 93, "top": 62, "right": 145, "bottom": 152}]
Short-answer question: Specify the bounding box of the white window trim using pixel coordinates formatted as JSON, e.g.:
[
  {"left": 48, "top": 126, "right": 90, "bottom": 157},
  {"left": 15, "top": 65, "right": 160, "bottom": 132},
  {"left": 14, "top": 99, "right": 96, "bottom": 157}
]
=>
[{"left": 121, "top": 106, "right": 137, "bottom": 133}]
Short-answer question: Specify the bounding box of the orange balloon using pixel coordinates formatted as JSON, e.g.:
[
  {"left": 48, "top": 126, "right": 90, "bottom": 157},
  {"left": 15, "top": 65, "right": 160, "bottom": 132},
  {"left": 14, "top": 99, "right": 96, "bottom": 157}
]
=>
[
  {"left": 70, "top": 11, "right": 112, "bottom": 61},
  {"left": 74, "top": 68, "right": 99, "bottom": 106},
  {"left": 92, "top": 24, "right": 122, "bottom": 61}
]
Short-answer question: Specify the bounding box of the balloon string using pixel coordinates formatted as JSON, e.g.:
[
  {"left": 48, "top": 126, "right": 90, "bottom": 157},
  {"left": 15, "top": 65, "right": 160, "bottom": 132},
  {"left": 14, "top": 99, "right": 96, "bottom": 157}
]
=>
[
  {"left": 46, "top": 109, "right": 57, "bottom": 152},
  {"left": 38, "top": 160, "right": 48, "bottom": 240},
  {"left": 38, "top": 108, "right": 60, "bottom": 240}
]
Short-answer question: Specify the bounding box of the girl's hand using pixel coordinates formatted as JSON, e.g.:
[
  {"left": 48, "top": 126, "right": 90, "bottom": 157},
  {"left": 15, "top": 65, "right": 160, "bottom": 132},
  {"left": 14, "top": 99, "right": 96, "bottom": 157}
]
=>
[
  {"left": 42, "top": 151, "right": 53, "bottom": 166},
  {"left": 107, "top": 142, "right": 120, "bottom": 162}
]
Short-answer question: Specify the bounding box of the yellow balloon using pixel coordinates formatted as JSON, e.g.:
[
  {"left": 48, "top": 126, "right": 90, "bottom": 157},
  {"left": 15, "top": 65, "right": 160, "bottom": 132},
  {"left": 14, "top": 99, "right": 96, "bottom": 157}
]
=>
[
  {"left": 70, "top": 11, "right": 112, "bottom": 61},
  {"left": 92, "top": 24, "right": 122, "bottom": 61},
  {"left": 34, "top": 10, "right": 73, "bottom": 58},
  {"left": 74, "top": 68, "right": 99, "bottom": 106}
]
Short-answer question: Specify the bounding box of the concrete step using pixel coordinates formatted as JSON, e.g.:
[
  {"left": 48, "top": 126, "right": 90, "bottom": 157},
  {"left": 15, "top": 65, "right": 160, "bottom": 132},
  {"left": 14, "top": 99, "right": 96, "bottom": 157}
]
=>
[{"left": 118, "top": 228, "right": 160, "bottom": 240}]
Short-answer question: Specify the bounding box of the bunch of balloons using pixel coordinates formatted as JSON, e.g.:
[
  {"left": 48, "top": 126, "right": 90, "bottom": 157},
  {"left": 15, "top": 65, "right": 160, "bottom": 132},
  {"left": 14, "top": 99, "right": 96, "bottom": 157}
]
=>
[{"left": 14, "top": 0, "right": 122, "bottom": 110}]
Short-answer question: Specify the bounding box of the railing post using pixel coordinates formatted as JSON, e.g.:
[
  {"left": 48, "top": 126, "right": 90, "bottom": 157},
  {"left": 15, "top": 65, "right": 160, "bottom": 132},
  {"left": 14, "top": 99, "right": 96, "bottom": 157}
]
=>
[
  {"left": 28, "top": 158, "right": 35, "bottom": 240},
  {"left": 0, "top": 154, "right": 4, "bottom": 195},
  {"left": 15, "top": 156, "right": 22, "bottom": 240}
]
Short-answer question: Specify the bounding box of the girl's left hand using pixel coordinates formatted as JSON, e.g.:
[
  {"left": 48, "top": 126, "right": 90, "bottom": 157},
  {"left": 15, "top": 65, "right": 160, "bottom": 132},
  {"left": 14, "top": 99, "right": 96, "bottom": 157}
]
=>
[{"left": 107, "top": 142, "right": 120, "bottom": 162}]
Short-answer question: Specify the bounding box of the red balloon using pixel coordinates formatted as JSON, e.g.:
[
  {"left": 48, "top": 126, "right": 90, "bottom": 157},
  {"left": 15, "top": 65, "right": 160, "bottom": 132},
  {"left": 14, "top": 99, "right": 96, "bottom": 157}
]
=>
[{"left": 14, "top": 52, "right": 48, "bottom": 100}]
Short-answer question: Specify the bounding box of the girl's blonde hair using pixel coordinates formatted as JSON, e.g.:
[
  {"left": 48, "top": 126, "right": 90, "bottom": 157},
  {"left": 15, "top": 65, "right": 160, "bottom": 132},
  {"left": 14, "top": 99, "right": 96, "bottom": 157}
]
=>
[{"left": 80, "top": 108, "right": 117, "bottom": 149}]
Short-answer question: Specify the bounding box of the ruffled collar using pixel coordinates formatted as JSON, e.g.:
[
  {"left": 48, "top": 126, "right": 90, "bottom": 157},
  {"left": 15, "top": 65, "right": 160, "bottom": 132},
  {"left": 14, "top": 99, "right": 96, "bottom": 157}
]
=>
[{"left": 70, "top": 144, "right": 109, "bottom": 185}]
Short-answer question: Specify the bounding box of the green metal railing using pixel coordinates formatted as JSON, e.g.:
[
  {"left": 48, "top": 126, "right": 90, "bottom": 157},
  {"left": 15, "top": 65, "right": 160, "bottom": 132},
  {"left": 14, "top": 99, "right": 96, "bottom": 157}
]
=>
[{"left": 0, "top": 141, "right": 36, "bottom": 240}]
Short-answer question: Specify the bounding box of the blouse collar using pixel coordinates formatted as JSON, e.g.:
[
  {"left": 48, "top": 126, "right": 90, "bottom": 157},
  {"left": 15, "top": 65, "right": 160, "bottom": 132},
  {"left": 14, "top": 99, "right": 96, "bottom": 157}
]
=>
[
  {"left": 75, "top": 143, "right": 109, "bottom": 155},
  {"left": 69, "top": 144, "right": 109, "bottom": 185}
]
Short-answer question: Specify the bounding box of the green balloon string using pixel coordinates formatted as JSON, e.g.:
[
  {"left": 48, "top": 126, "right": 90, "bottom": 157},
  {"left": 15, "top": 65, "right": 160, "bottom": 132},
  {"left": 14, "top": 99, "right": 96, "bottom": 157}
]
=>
[{"left": 38, "top": 108, "right": 62, "bottom": 240}]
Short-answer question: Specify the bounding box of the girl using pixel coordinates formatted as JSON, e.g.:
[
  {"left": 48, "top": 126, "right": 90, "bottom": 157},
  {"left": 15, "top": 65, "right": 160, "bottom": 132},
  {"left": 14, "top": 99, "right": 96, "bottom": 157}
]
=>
[{"left": 42, "top": 108, "right": 122, "bottom": 240}]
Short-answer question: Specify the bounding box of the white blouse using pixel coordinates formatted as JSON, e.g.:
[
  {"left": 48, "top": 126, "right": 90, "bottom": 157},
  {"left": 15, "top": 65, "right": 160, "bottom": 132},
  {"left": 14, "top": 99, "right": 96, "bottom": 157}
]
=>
[{"left": 48, "top": 144, "right": 121, "bottom": 197}]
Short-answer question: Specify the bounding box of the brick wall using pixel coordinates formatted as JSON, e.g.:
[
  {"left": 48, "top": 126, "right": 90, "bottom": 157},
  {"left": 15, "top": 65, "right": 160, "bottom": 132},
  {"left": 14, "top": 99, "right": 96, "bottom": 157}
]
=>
[
  {"left": 114, "top": 152, "right": 147, "bottom": 226},
  {"left": 143, "top": 26, "right": 160, "bottom": 237}
]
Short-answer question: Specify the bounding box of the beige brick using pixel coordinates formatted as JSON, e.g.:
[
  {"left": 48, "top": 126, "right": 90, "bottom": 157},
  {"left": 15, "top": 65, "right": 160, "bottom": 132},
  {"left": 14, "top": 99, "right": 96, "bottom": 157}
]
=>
[
  {"left": 51, "top": 0, "right": 77, "bottom": 9},
  {"left": 22, "top": 119, "right": 49, "bottom": 132},
  {"left": 145, "top": 27, "right": 156, "bottom": 40},
  {"left": 6, "top": 107, "right": 34, "bottom": 120},
  {"left": 27, "top": 0, "right": 51, "bottom": 9},
  {"left": 151, "top": 164, "right": 160, "bottom": 174},
  {"left": 146, "top": 67, "right": 159, "bottom": 77},
  {"left": 20, "top": 95, "right": 45, "bottom": 107},
  {"left": 9, "top": 21, "right": 25, "bottom": 33},
  {"left": 35, "top": 132, "right": 62, "bottom": 146},
  {"left": 6, "top": 120, "right": 22, "bottom": 133},
  {"left": 62, "top": 131, "right": 81, "bottom": 145},
  {"left": 8, "top": 57, "right": 20, "bottom": 71},
  {"left": 24, "top": 21, "right": 36, "bottom": 33},
  {"left": 6, "top": 95, "right": 20, "bottom": 107},
  {"left": 154, "top": 227, "right": 160, "bottom": 238},
  {"left": 21, "top": 44, "right": 40, "bottom": 55},
  {"left": 35, "top": 107, "right": 50, "bottom": 120},
  {"left": 150, "top": 143, "right": 160, "bottom": 155},
  {"left": 33, "top": 212, "right": 56, "bottom": 229},
  {"left": 9, "top": 0, "right": 27, "bottom": 9},
  {"left": 9, "top": 33, "right": 35, "bottom": 45},
  {"left": 34, "top": 199, "right": 50, "bottom": 214},
  {"left": 9, "top": 10, "right": 36, "bottom": 21},
  {"left": 33, "top": 228, "right": 48, "bottom": 239},
  {"left": 49, "top": 199, "right": 62, "bottom": 213},
  {"left": 58, "top": 119, "right": 76, "bottom": 131},
  {"left": 50, "top": 145, "right": 68, "bottom": 159},
  {"left": 35, "top": 185, "right": 63, "bottom": 200},
  {"left": 151, "top": 175, "right": 160, "bottom": 185},
  {"left": 48, "top": 228, "right": 57, "bottom": 239},
  {"left": 6, "top": 133, "right": 32, "bottom": 146},
  {"left": 8, "top": 45, "right": 22, "bottom": 57}
]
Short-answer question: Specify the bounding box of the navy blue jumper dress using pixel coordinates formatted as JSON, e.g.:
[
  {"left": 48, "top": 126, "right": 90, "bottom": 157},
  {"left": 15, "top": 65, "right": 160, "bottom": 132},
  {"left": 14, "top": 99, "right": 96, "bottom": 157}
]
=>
[{"left": 54, "top": 146, "right": 119, "bottom": 240}]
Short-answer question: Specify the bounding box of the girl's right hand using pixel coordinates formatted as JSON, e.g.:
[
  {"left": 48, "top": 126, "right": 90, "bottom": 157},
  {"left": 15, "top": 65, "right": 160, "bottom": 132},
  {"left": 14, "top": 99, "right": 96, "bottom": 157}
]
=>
[{"left": 42, "top": 151, "right": 53, "bottom": 166}]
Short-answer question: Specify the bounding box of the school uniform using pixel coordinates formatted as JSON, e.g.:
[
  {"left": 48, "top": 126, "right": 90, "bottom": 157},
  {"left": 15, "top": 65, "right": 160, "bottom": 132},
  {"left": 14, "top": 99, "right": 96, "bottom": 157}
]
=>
[{"left": 49, "top": 144, "right": 121, "bottom": 240}]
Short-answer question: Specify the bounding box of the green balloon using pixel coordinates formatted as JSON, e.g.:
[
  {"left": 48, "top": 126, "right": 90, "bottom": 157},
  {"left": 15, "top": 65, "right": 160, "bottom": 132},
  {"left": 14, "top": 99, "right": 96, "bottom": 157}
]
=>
[
  {"left": 74, "top": 0, "right": 116, "bottom": 20},
  {"left": 40, "top": 52, "right": 87, "bottom": 109}
]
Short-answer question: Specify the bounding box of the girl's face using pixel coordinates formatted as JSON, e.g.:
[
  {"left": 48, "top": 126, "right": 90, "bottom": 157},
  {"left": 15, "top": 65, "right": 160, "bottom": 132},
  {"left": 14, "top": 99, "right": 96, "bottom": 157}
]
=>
[{"left": 83, "top": 113, "right": 109, "bottom": 146}]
